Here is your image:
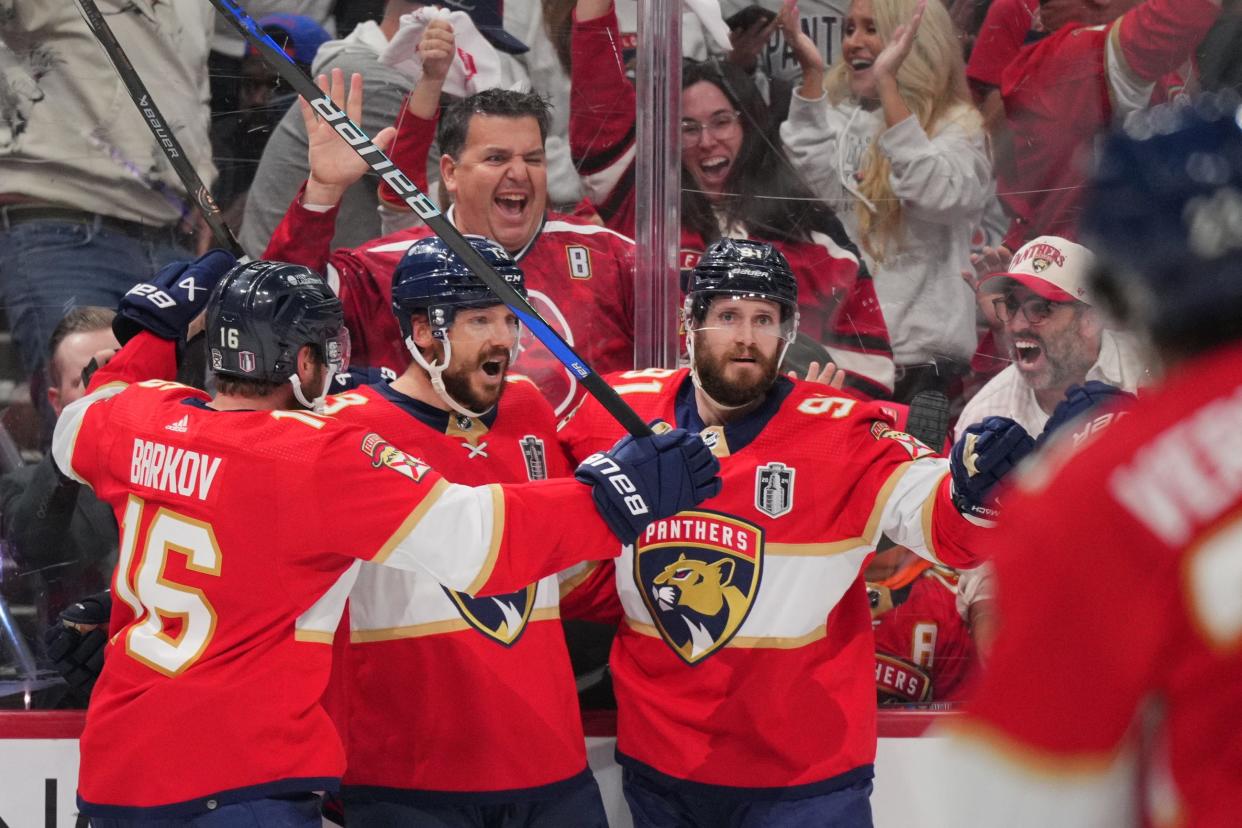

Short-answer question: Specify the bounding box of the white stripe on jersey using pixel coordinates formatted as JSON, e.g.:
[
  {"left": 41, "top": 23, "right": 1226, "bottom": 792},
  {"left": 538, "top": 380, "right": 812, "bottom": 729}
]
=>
[
  {"left": 52, "top": 382, "right": 128, "bottom": 486},
  {"left": 295, "top": 560, "right": 361, "bottom": 643}
]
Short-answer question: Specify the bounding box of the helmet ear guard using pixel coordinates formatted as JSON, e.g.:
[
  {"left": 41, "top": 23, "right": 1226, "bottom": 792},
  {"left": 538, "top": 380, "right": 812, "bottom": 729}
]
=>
[{"left": 390, "top": 235, "right": 527, "bottom": 418}]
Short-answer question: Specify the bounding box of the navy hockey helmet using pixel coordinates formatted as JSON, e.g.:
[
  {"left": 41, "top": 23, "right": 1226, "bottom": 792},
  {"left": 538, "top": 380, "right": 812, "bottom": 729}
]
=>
[
  {"left": 1081, "top": 94, "right": 1242, "bottom": 355},
  {"left": 391, "top": 235, "right": 526, "bottom": 340},
  {"left": 684, "top": 238, "right": 799, "bottom": 333},
  {"left": 206, "top": 260, "right": 348, "bottom": 385}
]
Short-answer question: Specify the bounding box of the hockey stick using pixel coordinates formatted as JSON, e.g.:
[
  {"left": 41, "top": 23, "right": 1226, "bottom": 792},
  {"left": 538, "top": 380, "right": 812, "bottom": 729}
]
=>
[
  {"left": 75, "top": 0, "right": 244, "bottom": 257},
  {"left": 206, "top": 0, "right": 651, "bottom": 438}
]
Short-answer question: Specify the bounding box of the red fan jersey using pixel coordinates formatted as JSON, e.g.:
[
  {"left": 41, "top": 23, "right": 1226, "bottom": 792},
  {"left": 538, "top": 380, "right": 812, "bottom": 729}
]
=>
[
  {"left": 942, "top": 341, "right": 1242, "bottom": 827},
  {"left": 322, "top": 377, "right": 594, "bottom": 799},
  {"left": 559, "top": 368, "right": 989, "bottom": 794},
  {"left": 50, "top": 334, "right": 619, "bottom": 818},
  {"left": 997, "top": 0, "right": 1217, "bottom": 247},
  {"left": 265, "top": 179, "right": 636, "bottom": 418},
  {"left": 871, "top": 560, "right": 979, "bottom": 704}
]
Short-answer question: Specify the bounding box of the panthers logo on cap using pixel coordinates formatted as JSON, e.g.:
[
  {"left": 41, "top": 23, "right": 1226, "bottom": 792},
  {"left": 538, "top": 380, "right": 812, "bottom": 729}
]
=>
[
  {"left": 635, "top": 510, "right": 763, "bottom": 664},
  {"left": 443, "top": 583, "right": 537, "bottom": 646}
]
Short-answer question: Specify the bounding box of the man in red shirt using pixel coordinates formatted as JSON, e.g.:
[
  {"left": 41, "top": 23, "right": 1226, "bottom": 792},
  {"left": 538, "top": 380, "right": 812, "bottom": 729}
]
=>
[
  {"left": 266, "top": 66, "right": 635, "bottom": 417},
  {"left": 941, "top": 98, "right": 1242, "bottom": 827},
  {"left": 997, "top": 0, "right": 1219, "bottom": 248}
]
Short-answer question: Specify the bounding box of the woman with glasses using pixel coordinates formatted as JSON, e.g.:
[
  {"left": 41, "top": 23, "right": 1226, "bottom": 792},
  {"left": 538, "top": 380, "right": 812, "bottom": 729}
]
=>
[
  {"left": 571, "top": 0, "right": 897, "bottom": 400},
  {"left": 780, "top": 0, "right": 992, "bottom": 403}
]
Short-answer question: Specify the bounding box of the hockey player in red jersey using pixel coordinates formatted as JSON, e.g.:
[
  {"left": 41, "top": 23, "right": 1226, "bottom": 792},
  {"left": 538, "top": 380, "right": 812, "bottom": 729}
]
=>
[
  {"left": 52, "top": 253, "right": 719, "bottom": 824},
  {"left": 570, "top": 0, "right": 895, "bottom": 398},
  {"left": 266, "top": 70, "right": 635, "bottom": 416},
  {"left": 939, "top": 98, "right": 1242, "bottom": 827},
  {"left": 559, "top": 238, "right": 1033, "bottom": 826},
  {"left": 869, "top": 547, "right": 979, "bottom": 704},
  {"left": 324, "top": 235, "right": 608, "bottom": 825}
]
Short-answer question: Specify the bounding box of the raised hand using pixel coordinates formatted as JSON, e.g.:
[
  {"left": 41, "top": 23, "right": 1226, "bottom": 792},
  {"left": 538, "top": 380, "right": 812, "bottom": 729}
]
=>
[
  {"left": 420, "top": 17, "right": 456, "bottom": 84},
  {"left": 301, "top": 68, "right": 397, "bottom": 205},
  {"left": 788, "top": 360, "right": 846, "bottom": 389},
  {"left": 873, "top": 0, "right": 926, "bottom": 84}
]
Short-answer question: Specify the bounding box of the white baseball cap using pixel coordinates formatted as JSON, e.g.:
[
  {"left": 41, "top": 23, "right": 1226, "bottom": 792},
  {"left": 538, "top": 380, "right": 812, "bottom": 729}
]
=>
[{"left": 981, "top": 236, "right": 1095, "bottom": 304}]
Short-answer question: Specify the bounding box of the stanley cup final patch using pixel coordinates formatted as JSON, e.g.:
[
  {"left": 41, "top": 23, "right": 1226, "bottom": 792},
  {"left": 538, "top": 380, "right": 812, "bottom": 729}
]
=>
[
  {"left": 755, "top": 461, "right": 795, "bottom": 518},
  {"left": 519, "top": 435, "right": 547, "bottom": 480},
  {"left": 634, "top": 510, "right": 764, "bottom": 665}
]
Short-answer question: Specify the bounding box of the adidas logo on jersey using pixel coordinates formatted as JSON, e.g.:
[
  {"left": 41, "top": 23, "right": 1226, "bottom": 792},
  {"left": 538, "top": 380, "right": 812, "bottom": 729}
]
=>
[{"left": 165, "top": 415, "right": 189, "bottom": 433}]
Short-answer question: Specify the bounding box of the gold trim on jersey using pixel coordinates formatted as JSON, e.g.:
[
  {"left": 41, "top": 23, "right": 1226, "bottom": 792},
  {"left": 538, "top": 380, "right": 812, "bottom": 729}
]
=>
[
  {"left": 372, "top": 478, "right": 451, "bottom": 565},
  {"left": 865, "top": 460, "right": 914, "bottom": 545},
  {"left": 559, "top": 562, "right": 601, "bottom": 598},
  {"left": 766, "top": 541, "right": 871, "bottom": 557},
  {"left": 624, "top": 617, "right": 826, "bottom": 649},
  {"left": 294, "top": 629, "right": 335, "bottom": 644},
  {"left": 446, "top": 413, "right": 490, "bottom": 442},
  {"left": 465, "top": 484, "right": 507, "bottom": 595},
  {"left": 921, "top": 469, "right": 950, "bottom": 565},
  {"left": 351, "top": 606, "right": 561, "bottom": 643}
]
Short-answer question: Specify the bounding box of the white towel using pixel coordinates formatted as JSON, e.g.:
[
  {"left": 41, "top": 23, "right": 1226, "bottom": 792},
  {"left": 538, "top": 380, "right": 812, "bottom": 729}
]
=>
[{"left": 380, "top": 7, "right": 504, "bottom": 96}]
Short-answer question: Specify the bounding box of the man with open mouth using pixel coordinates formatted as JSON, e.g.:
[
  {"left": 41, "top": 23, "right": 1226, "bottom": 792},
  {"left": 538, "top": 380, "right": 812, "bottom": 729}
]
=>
[{"left": 954, "top": 235, "right": 1149, "bottom": 441}]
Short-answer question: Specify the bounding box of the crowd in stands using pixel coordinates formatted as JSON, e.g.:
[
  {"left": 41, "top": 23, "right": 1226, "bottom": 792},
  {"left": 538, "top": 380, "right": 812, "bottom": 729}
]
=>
[{"left": 0, "top": 0, "right": 1236, "bottom": 711}]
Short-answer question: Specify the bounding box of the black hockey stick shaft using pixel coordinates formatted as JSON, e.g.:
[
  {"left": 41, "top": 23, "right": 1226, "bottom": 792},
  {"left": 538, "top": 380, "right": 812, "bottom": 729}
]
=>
[
  {"left": 76, "top": 0, "right": 244, "bottom": 256},
  {"left": 206, "top": 0, "right": 651, "bottom": 438}
]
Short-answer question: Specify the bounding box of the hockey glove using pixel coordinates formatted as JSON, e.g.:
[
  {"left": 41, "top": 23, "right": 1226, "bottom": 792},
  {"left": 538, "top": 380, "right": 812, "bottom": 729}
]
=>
[
  {"left": 950, "top": 416, "right": 1034, "bottom": 522},
  {"left": 575, "top": 421, "right": 722, "bottom": 544},
  {"left": 44, "top": 590, "right": 111, "bottom": 707},
  {"left": 113, "top": 249, "right": 238, "bottom": 345},
  {"left": 1037, "top": 381, "right": 1136, "bottom": 447}
]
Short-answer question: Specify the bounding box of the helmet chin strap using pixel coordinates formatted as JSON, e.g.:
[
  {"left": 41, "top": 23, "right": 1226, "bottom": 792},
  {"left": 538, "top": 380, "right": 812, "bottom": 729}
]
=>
[
  {"left": 405, "top": 335, "right": 493, "bottom": 419},
  {"left": 289, "top": 364, "right": 338, "bottom": 414}
]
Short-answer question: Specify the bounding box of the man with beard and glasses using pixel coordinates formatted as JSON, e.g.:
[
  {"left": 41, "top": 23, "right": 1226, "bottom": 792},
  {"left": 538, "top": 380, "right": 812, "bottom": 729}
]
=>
[
  {"left": 557, "top": 237, "right": 1034, "bottom": 827},
  {"left": 317, "top": 234, "right": 610, "bottom": 826},
  {"left": 954, "top": 235, "right": 1149, "bottom": 441}
]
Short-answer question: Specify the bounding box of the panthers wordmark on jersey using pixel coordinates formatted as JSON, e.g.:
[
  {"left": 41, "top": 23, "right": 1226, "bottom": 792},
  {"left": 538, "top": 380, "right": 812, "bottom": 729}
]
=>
[
  {"left": 52, "top": 334, "right": 622, "bottom": 819},
  {"left": 559, "top": 368, "right": 990, "bottom": 795},
  {"left": 318, "top": 377, "right": 599, "bottom": 799}
]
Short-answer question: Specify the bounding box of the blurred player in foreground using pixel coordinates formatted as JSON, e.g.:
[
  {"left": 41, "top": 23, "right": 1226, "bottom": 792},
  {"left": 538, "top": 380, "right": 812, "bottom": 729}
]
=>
[
  {"left": 559, "top": 238, "right": 1033, "bottom": 826},
  {"left": 51, "top": 253, "right": 718, "bottom": 825},
  {"left": 939, "top": 95, "right": 1242, "bottom": 826}
]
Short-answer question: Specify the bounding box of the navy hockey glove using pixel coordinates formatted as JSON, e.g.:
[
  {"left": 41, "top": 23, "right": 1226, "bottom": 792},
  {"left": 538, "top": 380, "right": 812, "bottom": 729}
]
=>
[
  {"left": 575, "top": 421, "right": 722, "bottom": 544},
  {"left": 950, "top": 416, "right": 1034, "bottom": 522},
  {"left": 113, "top": 249, "right": 238, "bottom": 345},
  {"left": 44, "top": 590, "right": 111, "bottom": 706},
  {"left": 1037, "top": 381, "right": 1136, "bottom": 447}
]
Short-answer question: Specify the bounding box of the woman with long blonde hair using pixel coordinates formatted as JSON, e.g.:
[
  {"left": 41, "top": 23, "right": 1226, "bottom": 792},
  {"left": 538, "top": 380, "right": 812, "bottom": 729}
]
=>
[{"left": 781, "top": 0, "right": 992, "bottom": 402}]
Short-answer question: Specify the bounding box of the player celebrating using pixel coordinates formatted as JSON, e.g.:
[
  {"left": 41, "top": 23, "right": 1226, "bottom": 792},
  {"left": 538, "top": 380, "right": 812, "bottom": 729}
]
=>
[
  {"left": 325, "top": 235, "right": 608, "bottom": 825},
  {"left": 938, "top": 99, "right": 1242, "bottom": 826},
  {"left": 266, "top": 68, "right": 636, "bottom": 416},
  {"left": 559, "top": 238, "right": 1033, "bottom": 825},
  {"left": 53, "top": 252, "right": 719, "bottom": 824}
]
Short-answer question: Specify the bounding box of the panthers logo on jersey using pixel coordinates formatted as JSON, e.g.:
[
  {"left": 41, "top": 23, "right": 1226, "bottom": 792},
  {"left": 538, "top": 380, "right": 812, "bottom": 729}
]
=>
[
  {"left": 442, "top": 583, "right": 538, "bottom": 646},
  {"left": 634, "top": 510, "right": 763, "bottom": 665}
]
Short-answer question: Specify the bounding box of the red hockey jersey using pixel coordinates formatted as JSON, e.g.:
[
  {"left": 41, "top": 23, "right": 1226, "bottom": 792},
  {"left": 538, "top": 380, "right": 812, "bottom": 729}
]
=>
[
  {"left": 265, "top": 182, "right": 636, "bottom": 417},
  {"left": 943, "top": 341, "right": 1242, "bottom": 827},
  {"left": 871, "top": 560, "right": 979, "bottom": 704},
  {"left": 559, "top": 368, "right": 989, "bottom": 793},
  {"left": 569, "top": 7, "right": 895, "bottom": 398},
  {"left": 49, "top": 334, "right": 620, "bottom": 817},
  {"left": 323, "top": 378, "right": 594, "bottom": 798}
]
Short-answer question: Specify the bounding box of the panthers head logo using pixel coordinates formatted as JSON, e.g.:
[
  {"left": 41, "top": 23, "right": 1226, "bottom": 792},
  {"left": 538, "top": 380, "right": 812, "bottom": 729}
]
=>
[
  {"left": 635, "top": 511, "right": 763, "bottom": 665},
  {"left": 653, "top": 555, "right": 748, "bottom": 620}
]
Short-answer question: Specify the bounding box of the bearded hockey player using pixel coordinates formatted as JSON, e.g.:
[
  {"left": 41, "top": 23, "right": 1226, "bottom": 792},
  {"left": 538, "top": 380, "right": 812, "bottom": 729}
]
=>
[
  {"left": 559, "top": 238, "right": 1032, "bottom": 826},
  {"left": 938, "top": 97, "right": 1242, "bottom": 828},
  {"left": 52, "top": 252, "right": 718, "bottom": 823},
  {"left": 325, "top": 235, "right": 608, "bottom": 825}
]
